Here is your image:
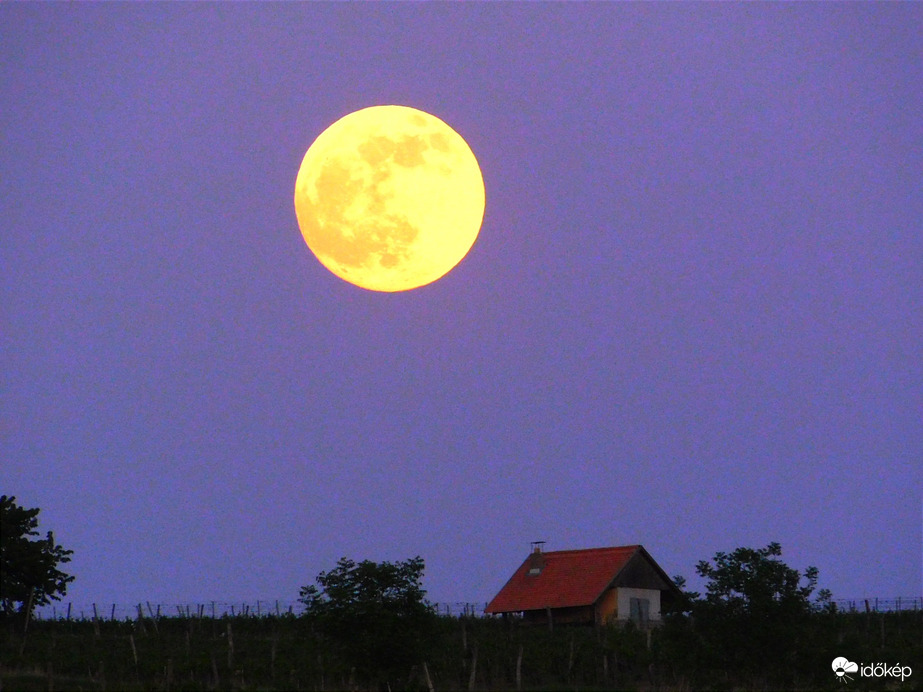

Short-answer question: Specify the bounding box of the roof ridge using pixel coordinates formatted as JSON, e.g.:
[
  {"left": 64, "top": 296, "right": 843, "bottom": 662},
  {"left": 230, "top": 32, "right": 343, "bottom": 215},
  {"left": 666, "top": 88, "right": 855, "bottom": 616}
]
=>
[{"left": 541, "top": 544, "right": 641, "bottom": 556}]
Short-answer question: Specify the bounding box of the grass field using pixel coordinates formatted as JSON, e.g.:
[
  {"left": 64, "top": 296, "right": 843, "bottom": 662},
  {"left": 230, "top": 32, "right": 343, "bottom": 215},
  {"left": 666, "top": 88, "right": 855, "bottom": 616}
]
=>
[{"left": 2, "top": 608, "right": 920, "bottom": 690}]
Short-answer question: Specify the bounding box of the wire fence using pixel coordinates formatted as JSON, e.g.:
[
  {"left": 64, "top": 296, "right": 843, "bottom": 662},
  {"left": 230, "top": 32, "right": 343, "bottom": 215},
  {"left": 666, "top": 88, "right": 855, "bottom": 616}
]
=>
[
  {"left": 832, "top": 597, "right": 922, "bottom": 613},
  {"left": 33, "top": 600, "right": 490, "bottom": 622},
  {"left": 31, "top": 597, "right": 920, "bottom": 622}
]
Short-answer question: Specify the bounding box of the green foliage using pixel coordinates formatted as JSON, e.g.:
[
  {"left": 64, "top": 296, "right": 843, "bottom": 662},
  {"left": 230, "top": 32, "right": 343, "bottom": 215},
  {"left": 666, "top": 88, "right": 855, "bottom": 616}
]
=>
[
  {"left": 0, "top": 495, "right": 74, "bottom": 618},
  {"left": 695, "top": 541, "right": 831, "bottom": 617},
  {"left": 666, "top": 542, "right": 834, "bottom": 685},
  {"left": 298, "top": 556, "right": 438, "bottom": 688}
]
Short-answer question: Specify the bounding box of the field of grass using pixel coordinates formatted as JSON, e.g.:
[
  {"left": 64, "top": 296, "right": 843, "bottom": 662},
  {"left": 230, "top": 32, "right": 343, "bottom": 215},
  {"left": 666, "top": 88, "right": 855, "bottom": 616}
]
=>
[{"left": 2, "top": 608, "right": 920, "bottom": 691}]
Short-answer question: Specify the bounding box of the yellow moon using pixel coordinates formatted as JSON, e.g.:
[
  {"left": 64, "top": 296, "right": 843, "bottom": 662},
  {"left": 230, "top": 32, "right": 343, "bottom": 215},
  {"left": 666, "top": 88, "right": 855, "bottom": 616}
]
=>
[{"left": 294, "top": 105, "right": 485, "bottom": 292}]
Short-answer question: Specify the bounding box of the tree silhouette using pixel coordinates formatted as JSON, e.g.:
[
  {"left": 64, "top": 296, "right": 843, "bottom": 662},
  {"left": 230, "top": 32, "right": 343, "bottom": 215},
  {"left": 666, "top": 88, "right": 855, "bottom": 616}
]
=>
[
  {"left": 679, "top": 542, "right": 831, "bottom": 682},
  {"left": 299, "top": 556, "right": 437, "bottom": 688},
  {"left": 1, "top": 495, "right": 74, "bottom": 618}
]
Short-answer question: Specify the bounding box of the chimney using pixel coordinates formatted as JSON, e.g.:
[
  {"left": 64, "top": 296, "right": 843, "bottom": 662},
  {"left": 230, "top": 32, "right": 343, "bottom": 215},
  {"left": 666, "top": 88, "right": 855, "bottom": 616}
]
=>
[{"left": 527, "top": 541, "right": 546, "bottom": 575}]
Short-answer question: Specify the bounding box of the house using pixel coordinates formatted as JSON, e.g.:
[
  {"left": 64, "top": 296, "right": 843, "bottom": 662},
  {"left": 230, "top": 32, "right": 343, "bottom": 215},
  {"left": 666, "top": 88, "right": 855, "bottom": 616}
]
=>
[{"left": 485, "top": 543, "right": 680, "bottom": 627}]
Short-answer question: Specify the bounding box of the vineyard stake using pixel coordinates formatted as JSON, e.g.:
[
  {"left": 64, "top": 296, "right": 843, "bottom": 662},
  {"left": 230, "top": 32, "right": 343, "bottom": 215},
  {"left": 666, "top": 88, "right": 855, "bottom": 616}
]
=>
[
  {"left": 135, "top": 605, "right": 147, "bottom": 635},
  {"left": 423, "top": 661, "right": 434, "bottom": 692},
  {"left": 467, "top": 644, "right": 478, "bottom": 691},
  {"left": 210, "top": 652, "right": 220, "bottom": 688},
  {"left": 516, "top": 644, "right": 523, "bottom": 691},
  {"left": 226, "top": 620, "right": 234, "bottom": 669}
]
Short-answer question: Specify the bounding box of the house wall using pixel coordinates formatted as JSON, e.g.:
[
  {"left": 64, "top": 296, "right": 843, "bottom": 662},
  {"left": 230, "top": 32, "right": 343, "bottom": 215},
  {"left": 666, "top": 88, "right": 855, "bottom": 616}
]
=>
[
  {"left": 595, "top": 587, "right": 619, "bottom": 624},
  {"left": 615, "top": 587, "right": 661, "bottom": 622}
]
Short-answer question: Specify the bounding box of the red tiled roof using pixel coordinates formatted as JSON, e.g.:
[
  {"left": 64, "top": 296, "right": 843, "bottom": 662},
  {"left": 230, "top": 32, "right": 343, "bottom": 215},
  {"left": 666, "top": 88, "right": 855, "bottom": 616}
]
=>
[{"left": 486, "top": 545, "right": 641, "bottom": 613}]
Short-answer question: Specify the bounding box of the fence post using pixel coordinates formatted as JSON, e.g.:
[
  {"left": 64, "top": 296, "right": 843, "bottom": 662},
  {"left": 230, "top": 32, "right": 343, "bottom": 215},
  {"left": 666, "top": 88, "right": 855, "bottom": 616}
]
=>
[
  {"left": 227, "top": 620, "right": 234, "bottom": 669},
  {"left": 145, "top": 602, "right": 159, "bottom": 633},
  {"left": 516, "top": 644, "right": 523, "bottom": 691},
  {"left": 423, "top": 661, "right": 435, "bottom": 692},
  {"left": 468, "top": 644, "right": 478, "bottom": 691},
  {"left": 270, "top": 635, "right": 278, "bottom": 678}
]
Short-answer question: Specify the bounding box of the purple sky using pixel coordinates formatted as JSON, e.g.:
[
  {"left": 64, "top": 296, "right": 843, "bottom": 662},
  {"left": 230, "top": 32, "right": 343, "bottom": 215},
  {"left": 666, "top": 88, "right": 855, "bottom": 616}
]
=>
[{"left": 2, "top": 4, "right": 920, "bottom": 610}]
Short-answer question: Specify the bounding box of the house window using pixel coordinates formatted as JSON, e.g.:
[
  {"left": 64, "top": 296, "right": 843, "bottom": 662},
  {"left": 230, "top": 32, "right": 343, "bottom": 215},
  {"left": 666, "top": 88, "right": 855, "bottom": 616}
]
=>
[
  {"left": 527, "top": 566, "right": 542, "bottom": 576},
  {"left": 629, "top": 597, "right": 650, "bottom": 625}
]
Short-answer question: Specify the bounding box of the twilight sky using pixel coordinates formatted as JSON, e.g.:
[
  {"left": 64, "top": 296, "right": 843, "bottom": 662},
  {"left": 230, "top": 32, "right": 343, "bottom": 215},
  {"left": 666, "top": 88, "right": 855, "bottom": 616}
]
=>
[{"left": 2, "top": 3, "right": 920, "bottom": 610}]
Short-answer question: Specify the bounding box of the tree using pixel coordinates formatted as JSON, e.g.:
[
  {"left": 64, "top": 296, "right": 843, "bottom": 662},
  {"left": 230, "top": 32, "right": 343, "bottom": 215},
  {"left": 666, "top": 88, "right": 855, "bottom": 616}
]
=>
[
  {"left": 0, "top": 495, "right": 75, "bottom": 618},
  {"left": 299, "top": 556, "right": 437, "bottom": 689},
  {"left": 695, "top": 542, "right": 830, "bottom": 617},
  {"left": 677, "top": 542, "right": 831, "bottom": 682}
]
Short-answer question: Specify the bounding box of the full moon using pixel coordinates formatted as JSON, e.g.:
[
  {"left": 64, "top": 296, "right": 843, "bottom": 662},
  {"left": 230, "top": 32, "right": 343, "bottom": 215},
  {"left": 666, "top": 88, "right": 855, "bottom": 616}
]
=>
[{"left": 294, "top": 105, "right": 485, "bottom": 292}]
